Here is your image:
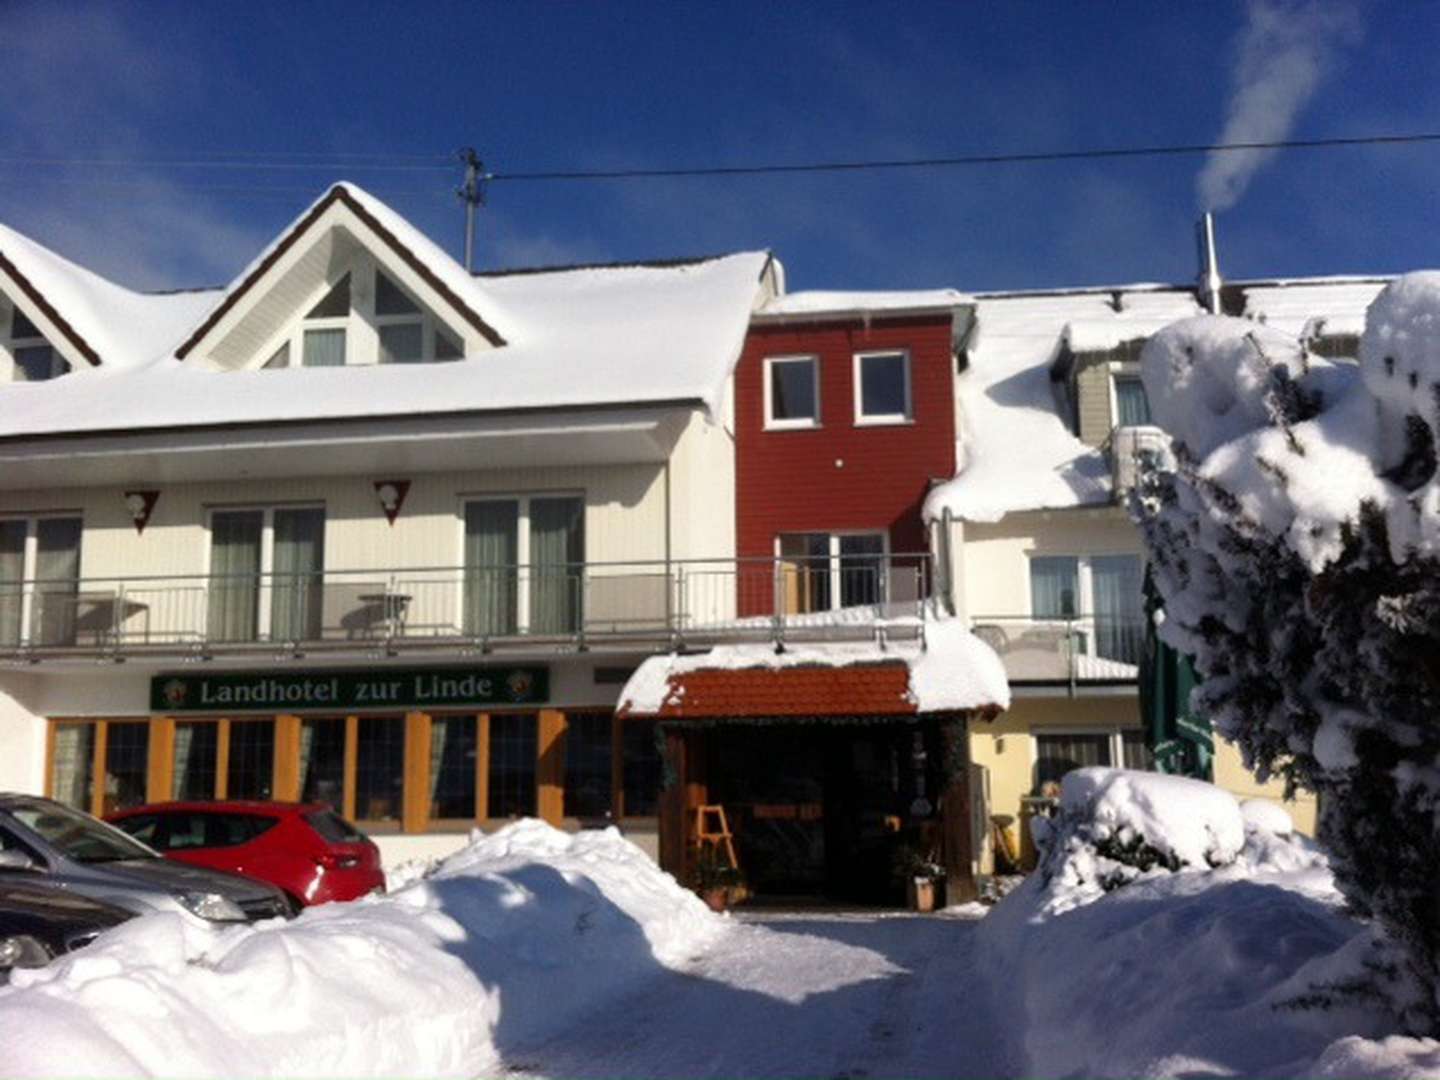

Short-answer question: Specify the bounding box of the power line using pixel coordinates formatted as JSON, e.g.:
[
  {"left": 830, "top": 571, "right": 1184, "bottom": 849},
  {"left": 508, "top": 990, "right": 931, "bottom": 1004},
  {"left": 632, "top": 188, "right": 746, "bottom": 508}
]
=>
[
  {"left": 486, "top": 132, "right": 1440, "bottom": 183},
  {"left": 0, "top": 157, "right": 452, "bottom": 173}
]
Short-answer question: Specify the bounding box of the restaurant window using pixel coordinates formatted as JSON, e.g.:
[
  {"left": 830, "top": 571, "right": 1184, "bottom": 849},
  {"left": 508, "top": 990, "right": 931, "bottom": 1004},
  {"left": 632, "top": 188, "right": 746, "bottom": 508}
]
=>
[
  {"left": 854, "top": 350, "right": 911, "bottom": 424},
  {"left": 429, "top": 715, "right": 478, "bottom": 821},
  {"left": 463, "top": 495, "right": 584, "bottom": 637},
  {"left": 168, "top": 718, "right": 278, "bottom": 802},
  {"left": 564, "top": 712, "right": 612, "bottom": 819},
  {"left": 355, "top": 716, "right": 405, "bottom": 823},
  {"left": 299, "top": 717, "right": 346, "bottom": 808},
  {"left": 488, "top": 713, "right": 537, "bottom": 819},
  {"left": 207, "top": 505, "right": 325, "bottom": 644},
  {"left": 764, "top": 356, "right": 820, "bottom": 429},
  {"left": 227, "top": 719, "right": 275, "bottom": 800},
  {"left": 48, "top": 719, "right": 149, "bottom": 819},
  {"left": 173, "top": 721, "right": 220, "bottom": 800},
  {"left": 1, "top": 515, "right": 82, "bottom": 647},
  {"left": 621, "top": 718, "right": 661, "bottom": 818}
]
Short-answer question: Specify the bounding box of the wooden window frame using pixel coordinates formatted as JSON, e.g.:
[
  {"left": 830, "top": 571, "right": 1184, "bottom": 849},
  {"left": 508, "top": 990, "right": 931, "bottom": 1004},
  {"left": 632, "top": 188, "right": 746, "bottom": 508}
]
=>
[{"left": 45, "top": 717, "right": 152, "bottom": 819}]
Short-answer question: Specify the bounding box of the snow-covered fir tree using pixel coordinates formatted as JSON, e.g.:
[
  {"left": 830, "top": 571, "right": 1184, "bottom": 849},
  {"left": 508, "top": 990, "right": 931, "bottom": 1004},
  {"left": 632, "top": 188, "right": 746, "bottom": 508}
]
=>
[{"left": 1133, "top": 273, "right": 1440, "bottom": 1032}]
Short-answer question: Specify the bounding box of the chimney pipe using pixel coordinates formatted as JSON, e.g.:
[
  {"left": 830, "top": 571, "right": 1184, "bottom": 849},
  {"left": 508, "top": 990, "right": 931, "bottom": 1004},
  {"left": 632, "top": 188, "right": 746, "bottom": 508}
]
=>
[{"left": 1195, "top": 212, "right": 1222, "bottom": 315}]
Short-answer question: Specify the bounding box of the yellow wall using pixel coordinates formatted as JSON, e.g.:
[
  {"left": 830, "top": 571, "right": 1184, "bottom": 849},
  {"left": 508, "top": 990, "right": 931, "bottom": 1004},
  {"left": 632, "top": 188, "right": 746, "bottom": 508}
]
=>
[{"left": 1212, "top": 736, "right": 1318, "bottom": 836}]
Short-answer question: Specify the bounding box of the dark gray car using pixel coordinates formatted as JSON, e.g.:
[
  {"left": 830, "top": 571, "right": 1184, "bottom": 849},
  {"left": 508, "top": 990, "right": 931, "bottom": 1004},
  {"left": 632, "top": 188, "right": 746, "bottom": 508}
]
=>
[{"left": 0, "top": 794, "right": 290, "bottom": 923}]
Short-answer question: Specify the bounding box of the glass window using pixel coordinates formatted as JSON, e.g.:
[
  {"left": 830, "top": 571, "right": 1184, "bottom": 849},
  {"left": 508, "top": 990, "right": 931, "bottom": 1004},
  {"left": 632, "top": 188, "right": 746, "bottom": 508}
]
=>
[
  {"left": 621, "top": 718, "right": 661, "bottom": 817},
  {"left": 430, "top": 715, "right": 477, "bottom": 820},
  {"left": 305, "top": 809, "right": 362, "bottom": 843},
  {"left": 0, "top": 520, "right": 26, "bottom": 647},
  {"left": 767, "top": 357, "right": 819, "bottom": 426},
  {"left": 172, "top": 721, "right": 219, "bottom": 800},
  {"left": 435, "top": 328, "right": 463, "bottom": 361},
  {"left": 7, "top": 799, "right": 153, "bottom": 863},
  {"left": 464, "top": 501, "right": 519, "bottom": 636},
  {"left": 307, "top": 275, "right": 351, "bottom": 319},
  {"left": 379, "top": 322, "right": 424, "bottom": 364},
  {"left": 838, "top": 534, "right": 885, "bottom": 607},
  {"left": 1034, "top": 732, "right": 1112, "bottom": 793},
  {"left": 564, "top": 712, "right": 612, "bottom": 819},
  {"left": 13, "top": 345, "right": 58, "bottom": 382},
  {"left": 270, "top": 507, "right": 324, "bottom": 642},
  {"left": 33, "top": 517, "right": 81, "bottom": 647},
  {"left": 11, "top": 307, "right": 40, "bottom": 339},
  {"left": 102, "top": 721, "right": 149, "bottom": 815},
  {"left": 488, "top": 714, "right": 536, "bottom": 819},
  {"left": 208, "top": 510, "right": 263, "bottom": 643},
  {"left": 1122, "top": 729, "right": 1156, "bottom": 771},
  {"left": 1114, "top": 375, "right": 1152, "bottom": 426},
  {"left": 1092, "top": 555, "right": 1144, "bottom": 664},
  {"left": 300, "top": 718, "right": 346, "bottom": 808},
  {"left": 375, "top": 271, "right": 420, "bottom": 316},
  {"left": 163, "top": 813, "right": 210, "bottom": 850},
  {"left": 529, "top": 497, "right": 584, "bottom": 634},
  {"left": 355, "top": 717, "right": 404, "bottom": 822},
  {"left": 1030, "top": 556, "right": 1080, "bottom": 619},
  {"left": 50, "top": 724, "right": 95, "bottom": 811},
  {"left": 778, "top": 532, "right": 831, "bottom": 614},
  {"left": 856, "top": 352, "right": 910, "bottom": 421},
  {"left": 302, "top": 327, "right": 346, "bottom": 367},
  {"left": 113, "top": 814, "right": 161, "bottom": 846},
  {"left": 227, "top": 720, "right": 275, "bottom": 800}
]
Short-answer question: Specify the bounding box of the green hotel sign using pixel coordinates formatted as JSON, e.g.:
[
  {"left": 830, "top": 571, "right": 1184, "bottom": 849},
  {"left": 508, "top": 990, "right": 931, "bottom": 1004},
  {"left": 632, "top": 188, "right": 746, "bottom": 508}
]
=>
[{"left": 150, "top": 666, "right": 549, "bottom": 713}]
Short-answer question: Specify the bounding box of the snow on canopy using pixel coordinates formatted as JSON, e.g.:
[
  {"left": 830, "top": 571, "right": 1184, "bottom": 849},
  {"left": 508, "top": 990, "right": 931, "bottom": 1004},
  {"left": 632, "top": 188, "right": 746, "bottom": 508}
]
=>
[
  {"left": 0, "top": 183, "right": 770, "bottom": 437},
  {"left": 0, "top": 221, "right": 220, "bottom": 371},
  {"left": 618, "top": 615, "right": 1011, "bottom": 716},
  {"left": 923, "top": 287, "right": 1202, "bottom": 523}
]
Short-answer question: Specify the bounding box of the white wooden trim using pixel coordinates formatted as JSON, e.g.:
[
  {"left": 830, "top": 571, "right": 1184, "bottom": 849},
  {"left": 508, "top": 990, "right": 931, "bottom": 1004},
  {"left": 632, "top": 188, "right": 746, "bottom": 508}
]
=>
[{"left": 852, "top": 349, "right": 913, "bottom": 425}]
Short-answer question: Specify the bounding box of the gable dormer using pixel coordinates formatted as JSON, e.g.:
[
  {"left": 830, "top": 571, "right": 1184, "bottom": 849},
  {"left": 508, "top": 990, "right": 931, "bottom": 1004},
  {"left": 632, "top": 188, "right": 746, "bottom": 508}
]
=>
[
  {"left": 177, "top": 185, "right": 506, "bottom": 371},
  {"left": 0, "top": 289, "right": 73, "bottom": 382}
]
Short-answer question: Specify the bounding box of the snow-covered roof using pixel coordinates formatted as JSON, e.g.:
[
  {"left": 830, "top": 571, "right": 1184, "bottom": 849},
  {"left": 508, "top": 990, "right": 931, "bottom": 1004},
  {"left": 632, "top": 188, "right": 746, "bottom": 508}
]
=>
[
  {"left": 759, "top": 288, "right": 968, "bottom": 319},
  {"left": 0, "top": 184, "right": 772, "bottom": 438},
  {"left": 0, "top": 221, "right": 220, "bottom": 371},
  {"left": 924, "top": 288, "right": 1204, "bottom": 523},
  {"left": 1237, "top": 277, "right": 1389, "bottom": 339}
]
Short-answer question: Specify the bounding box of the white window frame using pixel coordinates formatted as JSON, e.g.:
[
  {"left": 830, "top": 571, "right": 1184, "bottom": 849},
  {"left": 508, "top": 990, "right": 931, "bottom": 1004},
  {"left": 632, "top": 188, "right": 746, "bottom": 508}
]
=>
[
  {"left": 762, "top": 355, "right": 821, "bottom": 430},
  {"left": 852, "top": 349, "right": 913, "bottom": 425},
  {"left": 0, "top": 295, "right": 69, "bottom": 383},
  {"left": 375, "top": 270, "right": 460, "bottom": 364},
  {"left": 1107, "top": 360, "right": 1148, "bottom": 429},
  {"left": 203, "top": 503, "right": 325, "bottom": 641},
  {"left": 773, "top": 529, "right": 889, "bottom": 612},
  {"left": 456, "top": 492, "right": 586, "bottom": 636},
  {"left": 1031, "top": 725, "right": 1150, "bottom": 780},
  {"left": 0, "top": 512, "right": 83, "bottom": 646}
]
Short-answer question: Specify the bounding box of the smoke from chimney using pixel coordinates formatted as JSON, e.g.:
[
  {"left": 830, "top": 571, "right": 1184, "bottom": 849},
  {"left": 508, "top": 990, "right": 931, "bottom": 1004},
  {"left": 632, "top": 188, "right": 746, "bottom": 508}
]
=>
[{"left": 1196, "top": 0, "right": 1362, "bottom": 213}]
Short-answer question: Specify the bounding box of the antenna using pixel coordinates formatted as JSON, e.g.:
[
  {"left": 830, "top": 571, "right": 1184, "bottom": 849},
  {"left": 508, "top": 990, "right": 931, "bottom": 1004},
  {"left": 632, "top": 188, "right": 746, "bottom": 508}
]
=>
[{"left": 457, "top": 148, "right": 485, "bottom": 272}]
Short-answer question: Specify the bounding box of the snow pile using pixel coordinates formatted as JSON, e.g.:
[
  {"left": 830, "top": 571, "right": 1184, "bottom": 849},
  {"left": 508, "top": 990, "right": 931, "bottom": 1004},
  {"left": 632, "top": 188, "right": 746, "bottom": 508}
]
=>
[
  {"left": 0, "top": 820, "right": 724, "bottom": 1079},
  {"left": 618, "top": 615, "right": 1010, "bottom": 716},
  {"left": 760, "top": 288, "right": 967, "bottom": 317},
  {"left": 980, "top": 769, "right": 1433, "bottom": 1078}
]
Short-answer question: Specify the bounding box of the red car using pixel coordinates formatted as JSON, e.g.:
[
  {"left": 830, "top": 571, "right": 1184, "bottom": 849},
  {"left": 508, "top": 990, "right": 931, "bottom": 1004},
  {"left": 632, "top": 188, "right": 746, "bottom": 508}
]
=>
[{"left": 107, "top": 802, "right": 384, "bottom": 909}]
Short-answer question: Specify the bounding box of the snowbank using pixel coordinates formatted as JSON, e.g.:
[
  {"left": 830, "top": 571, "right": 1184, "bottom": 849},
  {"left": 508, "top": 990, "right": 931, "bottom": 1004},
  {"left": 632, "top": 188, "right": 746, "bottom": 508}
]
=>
[
  {"left": 980, "top": 768, "right": 1432, "bottom": 1078},
  {"left": 0, "top": 820, "right": 723, "bottom": 1079}
]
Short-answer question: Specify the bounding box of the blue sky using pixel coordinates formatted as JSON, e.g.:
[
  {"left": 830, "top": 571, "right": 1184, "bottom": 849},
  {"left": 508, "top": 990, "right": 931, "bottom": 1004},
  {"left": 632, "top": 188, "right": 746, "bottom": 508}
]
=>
[{"left": 3, "top": 1, "right": 1437, "bottom": 294}]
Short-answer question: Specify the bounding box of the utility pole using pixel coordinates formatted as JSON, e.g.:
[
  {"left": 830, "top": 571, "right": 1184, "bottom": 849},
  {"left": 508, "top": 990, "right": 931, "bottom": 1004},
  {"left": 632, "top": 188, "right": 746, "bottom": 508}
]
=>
[{"left": 457, "top": 147, "right": 485, "bottom": 272}]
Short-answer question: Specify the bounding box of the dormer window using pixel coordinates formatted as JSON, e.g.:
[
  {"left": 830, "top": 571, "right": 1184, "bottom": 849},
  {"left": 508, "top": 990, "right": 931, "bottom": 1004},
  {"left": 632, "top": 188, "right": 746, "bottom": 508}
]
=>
[
  {"left": 301, "top": 274, "right": 350, "bottom": 367},
  {"left": 1112, "top": 374, "right": 1152, "bottom": 426},
  {"left": 5, "top": 304, "right": 70, "bottom": 382},
  {"left": 375, "top": 270, "right": 463, "bottom": 364}
]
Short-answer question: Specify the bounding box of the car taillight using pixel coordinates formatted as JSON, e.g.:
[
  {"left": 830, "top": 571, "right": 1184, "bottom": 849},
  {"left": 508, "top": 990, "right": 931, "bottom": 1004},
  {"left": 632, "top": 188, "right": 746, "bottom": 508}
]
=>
[{"left": 316, "top": 852, "right": 361, "bottom": 870}]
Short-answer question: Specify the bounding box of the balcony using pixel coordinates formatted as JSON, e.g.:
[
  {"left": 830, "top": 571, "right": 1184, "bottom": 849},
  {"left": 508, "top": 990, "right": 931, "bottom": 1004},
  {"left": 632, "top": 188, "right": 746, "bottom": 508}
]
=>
[
  {"left": 967, "top": 613, "right": 1145, "bottom": 689},
  {"left": 0, "top": 554, "right": 935, "bottom": 662}
]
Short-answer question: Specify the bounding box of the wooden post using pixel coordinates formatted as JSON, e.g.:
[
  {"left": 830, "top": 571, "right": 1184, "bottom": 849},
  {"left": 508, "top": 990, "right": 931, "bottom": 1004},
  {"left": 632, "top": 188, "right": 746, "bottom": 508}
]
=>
[
  {"left": 147, "top": 716, "right": 175, "bottom": 803},
  {"left": 215, "top": 718, "right": 230, "bottom": 800},
  {"left": 536, "top": 709, "right": 566, "bottom": 824},
  {"left": 402, "top": 711, "right": 431, "bottom": 833},
  {"left": 940, "top": 715, "right": 978, "bottom": 902},
  {"left": 90, "top": 721, "right": 108, "bottom": 818},
  {"left": 272, "top": 715, "right": 302, "bottom": 802},
  {"left": 476, "top": 713, "right": 491, "bottom": 822},
  {"left": 342, "top": 715, "right": 358, "bottom": 822}
]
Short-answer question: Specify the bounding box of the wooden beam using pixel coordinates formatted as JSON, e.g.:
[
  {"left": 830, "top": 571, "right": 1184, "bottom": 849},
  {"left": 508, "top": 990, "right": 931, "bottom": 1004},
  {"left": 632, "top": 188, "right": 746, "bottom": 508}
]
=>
[
  {"left": 536, "top": 709, "right": 566, "bottom": 825},
  {"left": 147, "top": 716, "right": 175, "bottom": 803},
  {"left": 402, "top": 711, "right": 431, "bottom": 833},
  {"left": 343, "top": 715, "right": 358, "bottom": 822},
  {"left": 90, "top": 720, "right": 108, "bottom": 818},
  {"left": 273, "top": 715, "right": 302, "bottom": 802},
  {"left": 215, "top": 718, "right": 230, "bottom": 800},
  {"left": 476, "top": 713, "right": 490, "bottom": 822},
  {"left": 42, "top": 721, "right": 56, "bottom": 800}
]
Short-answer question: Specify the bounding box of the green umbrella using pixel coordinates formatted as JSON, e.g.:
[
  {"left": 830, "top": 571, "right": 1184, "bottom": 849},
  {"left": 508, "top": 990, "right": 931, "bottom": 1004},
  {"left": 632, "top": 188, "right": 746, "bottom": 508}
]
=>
[{"left": 1139, "top": 570, "right": 1213, "bottom": 779}]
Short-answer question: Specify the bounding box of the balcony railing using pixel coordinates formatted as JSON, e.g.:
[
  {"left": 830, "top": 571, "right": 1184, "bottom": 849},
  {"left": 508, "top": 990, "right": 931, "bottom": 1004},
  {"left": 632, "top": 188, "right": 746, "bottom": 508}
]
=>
[
  {"left": 1, "top": 554, "right": 935, "bottom": 660},
  {"left": 967, "top": 613, "right": 1145, "bottom": 687}
]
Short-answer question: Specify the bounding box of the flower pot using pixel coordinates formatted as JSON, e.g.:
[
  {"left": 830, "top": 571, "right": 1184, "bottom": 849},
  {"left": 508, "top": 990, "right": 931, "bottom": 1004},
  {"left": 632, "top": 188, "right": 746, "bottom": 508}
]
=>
[{"left": 908, "top": 877, "right": 938, "bottom": 913}]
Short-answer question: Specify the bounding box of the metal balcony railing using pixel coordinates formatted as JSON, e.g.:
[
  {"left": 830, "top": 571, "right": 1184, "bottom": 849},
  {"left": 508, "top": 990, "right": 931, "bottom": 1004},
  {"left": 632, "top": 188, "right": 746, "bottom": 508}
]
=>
[
  {"left": 967, "top": 613, "right": 1145, "bottom": 687},
  {"left": 1, "top": 553, "right": 935, "bottom": 660}
]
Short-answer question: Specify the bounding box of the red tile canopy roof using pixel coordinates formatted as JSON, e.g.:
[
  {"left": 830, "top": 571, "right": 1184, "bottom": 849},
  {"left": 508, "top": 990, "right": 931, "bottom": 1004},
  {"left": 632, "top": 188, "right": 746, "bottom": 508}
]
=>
[{"left": 629, "top": 662, "right": 919, "bottom": 719}]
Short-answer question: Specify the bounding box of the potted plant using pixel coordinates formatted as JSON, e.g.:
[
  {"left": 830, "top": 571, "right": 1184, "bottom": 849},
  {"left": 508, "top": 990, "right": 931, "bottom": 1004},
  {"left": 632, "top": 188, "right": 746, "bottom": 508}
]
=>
[
  {"left": 690, "top": 849, "right": 745, "bottom": 912},
  {"left": 894, "top": 843, "right": 946, "bottom": 913}
]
